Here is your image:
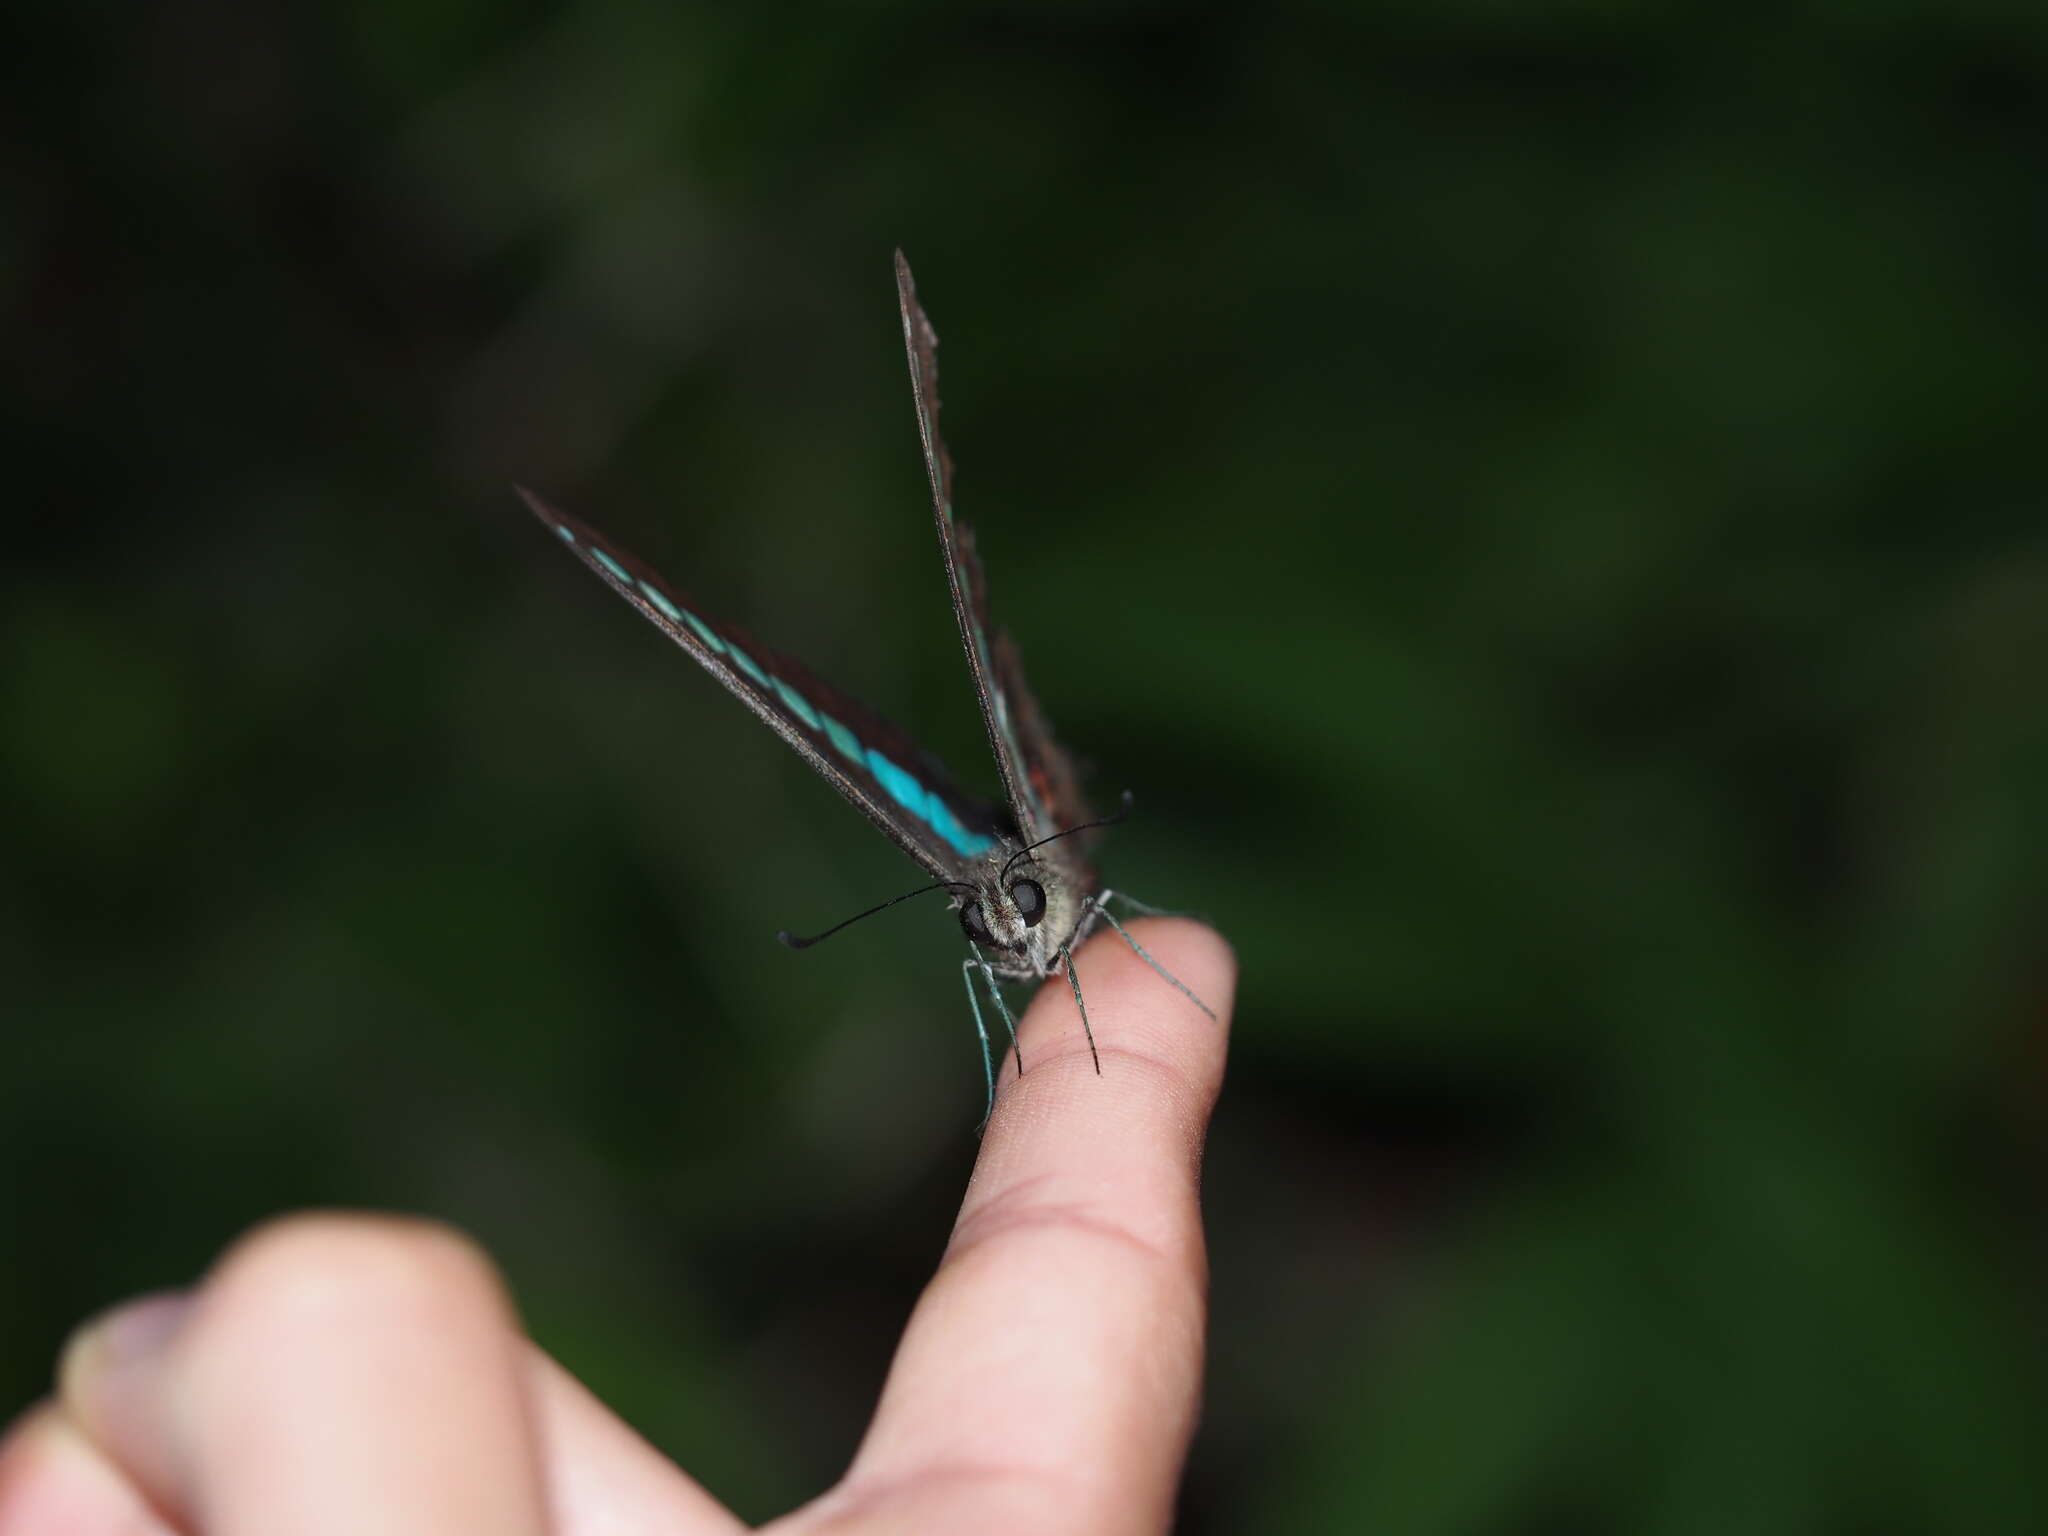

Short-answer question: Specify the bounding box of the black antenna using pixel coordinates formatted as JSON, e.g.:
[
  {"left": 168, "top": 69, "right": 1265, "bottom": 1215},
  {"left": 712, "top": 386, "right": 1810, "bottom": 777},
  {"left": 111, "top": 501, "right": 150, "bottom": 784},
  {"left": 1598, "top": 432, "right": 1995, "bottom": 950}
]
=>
[
  {"left": 1001, "top": 790, "right": 1136, "bottom": 883},
  {"left": 778, "top": 879, "right": 976, "bottom": 950}
]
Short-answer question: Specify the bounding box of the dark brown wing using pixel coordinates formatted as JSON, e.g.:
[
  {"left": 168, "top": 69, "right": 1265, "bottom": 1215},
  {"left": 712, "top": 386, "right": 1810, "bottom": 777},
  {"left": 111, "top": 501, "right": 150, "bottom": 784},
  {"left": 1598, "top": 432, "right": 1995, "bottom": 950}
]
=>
[
  {"left": 519, "top": 486, "right": 1004, "bottom": 877},
  {"left": 894, "top": 251, "right": 1091, "bottom": 844}
]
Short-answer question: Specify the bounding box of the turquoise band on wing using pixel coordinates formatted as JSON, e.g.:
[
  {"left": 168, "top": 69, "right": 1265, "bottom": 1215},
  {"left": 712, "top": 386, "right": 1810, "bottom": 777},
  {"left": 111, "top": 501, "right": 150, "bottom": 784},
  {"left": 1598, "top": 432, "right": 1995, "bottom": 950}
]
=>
[
  {"left": 923, "top": 796, "right": 988, "bottom": 858},
  {"left": 682, "top": 613, "right": 725, "bottom": 654},
  {"left": 866, "top": 745, "right": 994, "bottom": 858},
  {"left": 726, "top": 642, "right": 771, "bottom": 688},
  {"left": 624, "top": 583, "right": 988, "bottom": 856},
  {"left": 818, "top": 711, "right": 863, "bottom": 763},
  {"left": 622, "top": 582, "right": 978, "bottom": 857},
  {"left": 771, "top": 677, "right": 822, "bottom": 732},
  {"left": 637, "top": 579, "right": 684, "bottom": 623}
]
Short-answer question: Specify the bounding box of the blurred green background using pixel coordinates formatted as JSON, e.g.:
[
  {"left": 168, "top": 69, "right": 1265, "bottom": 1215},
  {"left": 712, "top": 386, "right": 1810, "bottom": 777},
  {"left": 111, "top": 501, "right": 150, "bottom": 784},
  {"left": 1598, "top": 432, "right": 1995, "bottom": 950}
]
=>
[{"left": 6, "top": 4, "right": 2045, "bottom": 1530}]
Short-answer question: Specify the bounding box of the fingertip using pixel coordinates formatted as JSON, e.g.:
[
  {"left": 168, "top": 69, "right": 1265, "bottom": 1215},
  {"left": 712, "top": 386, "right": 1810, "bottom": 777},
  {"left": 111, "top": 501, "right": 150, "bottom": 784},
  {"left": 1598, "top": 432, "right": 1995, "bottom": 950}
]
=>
[
  {"left": 200, "top": 1211, "right": 511, "bottom": 1326},
  {"left": 57, "top": 1291, "right": 192, "bottom": 1457},
  {"left": 1111, "top": 916, "right": 1237, "bottom": 1018},
  {"left": 968, "top": 913, "right": 1235, "bottom": 1241},
  {"left": 0, "top": 1405, "right": 179, "bottom": 1536},
  {"left": 845, "top": 920, "right": 1230, "bottom": 1526},
  {"left": 997, "top": 915, "right": 1233, "bottom": 1110}
]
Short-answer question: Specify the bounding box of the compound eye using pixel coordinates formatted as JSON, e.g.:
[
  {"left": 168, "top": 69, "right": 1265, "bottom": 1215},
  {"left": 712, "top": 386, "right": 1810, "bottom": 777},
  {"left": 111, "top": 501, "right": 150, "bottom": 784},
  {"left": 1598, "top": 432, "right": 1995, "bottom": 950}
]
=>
[
  {"left": 1010, "top": 878, "right": 1046, "bottom": 927},
  {"left": 959, "top": 901, "right": 994, "bottom": 946}
]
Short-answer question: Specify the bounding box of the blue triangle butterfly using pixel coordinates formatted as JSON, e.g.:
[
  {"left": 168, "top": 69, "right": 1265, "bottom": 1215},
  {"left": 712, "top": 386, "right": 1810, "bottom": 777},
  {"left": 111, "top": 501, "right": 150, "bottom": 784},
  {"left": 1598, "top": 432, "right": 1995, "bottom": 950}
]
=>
[{"left": 518, "top": 253, "right": 1211, "bottom": 1110}]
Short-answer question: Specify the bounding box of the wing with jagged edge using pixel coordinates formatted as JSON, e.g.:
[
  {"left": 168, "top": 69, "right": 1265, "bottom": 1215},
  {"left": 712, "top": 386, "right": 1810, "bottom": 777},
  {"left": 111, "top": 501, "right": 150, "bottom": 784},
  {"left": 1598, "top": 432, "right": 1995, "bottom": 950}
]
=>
[
  {"left": 518, "top": 487, "right": 1006, "bottom": 878},
  {"left": 893, "top": 251, "right": 1094, "bottom": 848}
]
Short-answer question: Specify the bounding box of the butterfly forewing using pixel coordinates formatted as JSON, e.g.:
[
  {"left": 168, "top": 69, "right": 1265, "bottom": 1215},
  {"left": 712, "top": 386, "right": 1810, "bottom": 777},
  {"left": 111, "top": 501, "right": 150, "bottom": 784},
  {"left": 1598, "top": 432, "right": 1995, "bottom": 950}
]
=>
[
  {"left": 518, "top": 487, "right": 1004, "bottom": 878},
  {"left": 990, "top": 623, "right": 1095, "bottom": 853},
  {"left": 893, "top": 251, "right": 1092, "bottom": 847}
]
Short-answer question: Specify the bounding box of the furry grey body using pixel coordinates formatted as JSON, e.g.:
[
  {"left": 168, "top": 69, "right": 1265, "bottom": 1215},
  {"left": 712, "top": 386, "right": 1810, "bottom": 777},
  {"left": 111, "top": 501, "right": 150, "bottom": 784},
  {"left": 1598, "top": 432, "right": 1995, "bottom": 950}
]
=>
[{"left": 954, "top": 836, "right": 1103, "bottom": 983}]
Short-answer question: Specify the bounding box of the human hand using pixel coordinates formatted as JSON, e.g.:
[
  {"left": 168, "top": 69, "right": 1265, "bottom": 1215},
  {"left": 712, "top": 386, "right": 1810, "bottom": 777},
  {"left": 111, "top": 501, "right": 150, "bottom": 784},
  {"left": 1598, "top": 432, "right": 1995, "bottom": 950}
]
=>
[{"left": 0, "top": 919, "right": 1234, "bottom": 1534}]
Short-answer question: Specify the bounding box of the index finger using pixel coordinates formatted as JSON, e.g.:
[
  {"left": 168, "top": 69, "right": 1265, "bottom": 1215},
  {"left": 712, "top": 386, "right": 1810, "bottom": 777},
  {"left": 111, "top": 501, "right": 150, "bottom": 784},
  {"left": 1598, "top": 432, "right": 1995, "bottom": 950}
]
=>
[{"left": 776, "top": 917, "right": 1234, "bottom": 1536}]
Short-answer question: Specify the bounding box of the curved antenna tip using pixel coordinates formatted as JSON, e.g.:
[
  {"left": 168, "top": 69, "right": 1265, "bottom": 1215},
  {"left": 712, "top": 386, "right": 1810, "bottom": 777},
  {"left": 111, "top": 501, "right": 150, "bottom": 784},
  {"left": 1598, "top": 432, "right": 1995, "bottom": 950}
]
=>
[{"left": 774, "top": 878, "right": 971, "bottom": 954}]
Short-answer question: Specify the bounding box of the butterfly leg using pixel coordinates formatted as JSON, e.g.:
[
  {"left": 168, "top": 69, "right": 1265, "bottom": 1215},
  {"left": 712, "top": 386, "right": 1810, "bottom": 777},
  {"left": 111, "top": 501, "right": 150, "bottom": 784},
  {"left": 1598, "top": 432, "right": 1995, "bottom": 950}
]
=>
[
  {"left": 1099, "top": 890, "right": 1185, "bottom": 919},
  {"left": 1058, "top": 944, "right": 1104, "bottom": 1075},
  {"left": 967, "top": 947, "right": 1027, "bottom": 1079},
  {"left": 964, "top": 942, "right": 1026, "bottom": 1096},
  {"left": 958, "top": 957, "right": 1000, "bottom": 1122},
  {"left": 1089, "top": 889, "right": 1219, "bottom": 1022}
]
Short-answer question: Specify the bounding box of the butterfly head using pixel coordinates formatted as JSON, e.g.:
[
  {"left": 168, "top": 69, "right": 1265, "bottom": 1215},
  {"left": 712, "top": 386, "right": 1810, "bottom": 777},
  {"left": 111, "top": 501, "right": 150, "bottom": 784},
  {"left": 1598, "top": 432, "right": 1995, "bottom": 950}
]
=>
[
  {"left": 951, "top": 833, "right": 1103, "bottom": 979},
  {"left": 776, "top": 800, "right": 1125, "bottom": 974},
  {"left": 957, "top": 868, "right": 1050, "bottom": 953}
]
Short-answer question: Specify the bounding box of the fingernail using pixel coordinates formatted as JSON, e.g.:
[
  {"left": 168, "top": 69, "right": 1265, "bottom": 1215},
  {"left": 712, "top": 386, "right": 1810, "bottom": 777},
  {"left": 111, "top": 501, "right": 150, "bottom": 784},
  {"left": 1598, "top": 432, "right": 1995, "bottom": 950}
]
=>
[{"left": 58, "top": 1292, "right": 193, "bottom": 1421}]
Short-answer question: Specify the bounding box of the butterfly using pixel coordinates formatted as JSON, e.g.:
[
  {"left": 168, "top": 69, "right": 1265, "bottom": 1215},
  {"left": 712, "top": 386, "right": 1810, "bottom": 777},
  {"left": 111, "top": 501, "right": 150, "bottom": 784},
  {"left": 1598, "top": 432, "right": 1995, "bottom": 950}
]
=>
[{"left": 517, "top": 252, "right": 1211, "bottom": 1110}]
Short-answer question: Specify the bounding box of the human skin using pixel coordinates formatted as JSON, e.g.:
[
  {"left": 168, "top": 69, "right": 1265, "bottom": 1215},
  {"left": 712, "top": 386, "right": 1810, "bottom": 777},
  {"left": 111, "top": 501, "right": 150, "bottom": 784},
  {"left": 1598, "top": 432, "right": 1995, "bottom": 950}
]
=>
[{"left": 0, "top": 919, "right": 1235, "bottom": 1535}]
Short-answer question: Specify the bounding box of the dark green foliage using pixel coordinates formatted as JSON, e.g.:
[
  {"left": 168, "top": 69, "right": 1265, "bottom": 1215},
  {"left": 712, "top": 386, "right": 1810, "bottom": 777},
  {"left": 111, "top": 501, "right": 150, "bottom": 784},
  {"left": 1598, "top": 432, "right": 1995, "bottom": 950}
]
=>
[{"left": 4, "top": 5, "right": 2043, "bottom": 1530}]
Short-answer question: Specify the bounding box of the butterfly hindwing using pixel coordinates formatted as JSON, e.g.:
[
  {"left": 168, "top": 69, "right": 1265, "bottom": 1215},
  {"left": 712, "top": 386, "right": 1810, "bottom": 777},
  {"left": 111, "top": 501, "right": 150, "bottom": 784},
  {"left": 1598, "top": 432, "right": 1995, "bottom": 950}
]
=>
[
  {"left": 893, "top": 251, "right": 1093, "bottom": 847},
  {"left": 518, "top": 487, "right": 1004, "bottom": 878}
]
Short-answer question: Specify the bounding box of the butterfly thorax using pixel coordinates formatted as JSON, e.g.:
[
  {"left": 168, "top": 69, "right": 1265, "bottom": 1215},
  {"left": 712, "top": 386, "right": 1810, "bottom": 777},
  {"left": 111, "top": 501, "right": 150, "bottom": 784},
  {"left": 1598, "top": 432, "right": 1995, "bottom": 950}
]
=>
[{"left": 957, "top": 838, "right": 1100, "bottom": 982}]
